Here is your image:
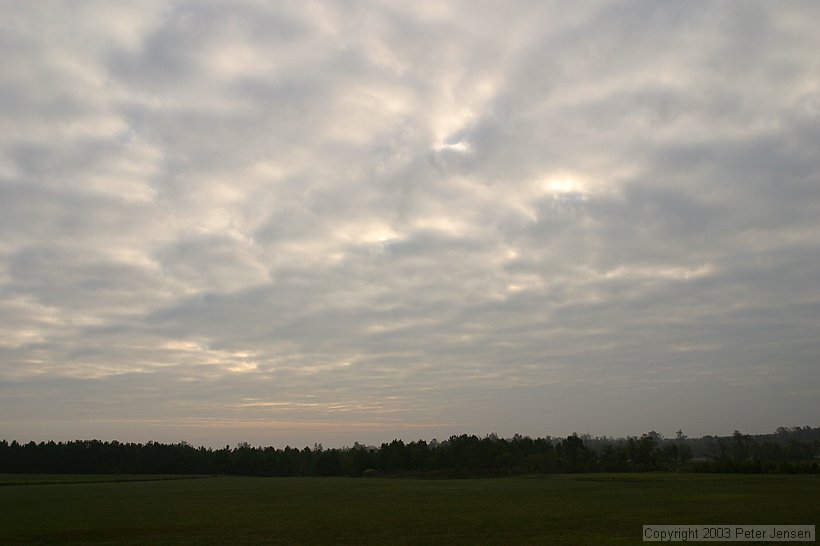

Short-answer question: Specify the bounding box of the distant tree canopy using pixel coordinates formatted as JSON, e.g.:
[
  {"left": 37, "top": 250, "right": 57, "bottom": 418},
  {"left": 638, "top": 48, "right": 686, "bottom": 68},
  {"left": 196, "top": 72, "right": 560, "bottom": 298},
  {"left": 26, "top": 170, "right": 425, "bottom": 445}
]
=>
[{"left": 1, "top": 427, "right": 817, "bottom": 477}]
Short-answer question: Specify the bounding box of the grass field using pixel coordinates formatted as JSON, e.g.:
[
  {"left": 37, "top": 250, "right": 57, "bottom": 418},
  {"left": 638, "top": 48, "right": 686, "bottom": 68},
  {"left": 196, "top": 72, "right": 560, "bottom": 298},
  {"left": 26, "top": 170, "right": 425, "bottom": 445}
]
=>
[
  {"left": 0, "top": 474, "right": 208, "bottom": 486},
  {"left": 0, "top": 473, "right": 817, "bottom": 545}
]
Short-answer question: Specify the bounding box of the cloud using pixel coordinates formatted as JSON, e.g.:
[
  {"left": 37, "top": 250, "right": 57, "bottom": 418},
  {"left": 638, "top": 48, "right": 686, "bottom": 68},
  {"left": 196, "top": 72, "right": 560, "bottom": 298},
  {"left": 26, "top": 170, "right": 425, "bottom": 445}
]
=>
[{"left": 1, "top": 0, "right": 818, "bottom": 446}]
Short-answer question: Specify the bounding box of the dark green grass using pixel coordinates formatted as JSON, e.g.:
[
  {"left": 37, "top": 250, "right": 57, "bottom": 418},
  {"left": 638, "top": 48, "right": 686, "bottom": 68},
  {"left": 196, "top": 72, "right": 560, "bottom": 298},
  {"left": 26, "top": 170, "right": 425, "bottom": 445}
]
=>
[
  {"left": 0, "top": 474, "right": 207, "bottom": 486},
  {"left": 1, "top": 473, "right": 817, "bottom": 545}
]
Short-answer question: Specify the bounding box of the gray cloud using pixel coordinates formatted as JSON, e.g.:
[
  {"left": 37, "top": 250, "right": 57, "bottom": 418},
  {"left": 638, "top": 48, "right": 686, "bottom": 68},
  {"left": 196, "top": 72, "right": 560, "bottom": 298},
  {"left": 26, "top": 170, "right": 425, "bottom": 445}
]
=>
[{"left": 1, "top": 0, "right": 818, "bottom": 447}]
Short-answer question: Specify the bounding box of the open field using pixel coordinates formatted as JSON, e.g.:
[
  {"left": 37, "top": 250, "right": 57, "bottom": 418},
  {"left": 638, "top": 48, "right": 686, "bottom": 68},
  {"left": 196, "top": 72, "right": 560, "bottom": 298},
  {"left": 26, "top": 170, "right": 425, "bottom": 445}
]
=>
[
  {"left": 1, "top": 473, "right": 817, "bottom": 545},
  {"left": 0, "top": 474, "right": 208, "bottom": 486}
]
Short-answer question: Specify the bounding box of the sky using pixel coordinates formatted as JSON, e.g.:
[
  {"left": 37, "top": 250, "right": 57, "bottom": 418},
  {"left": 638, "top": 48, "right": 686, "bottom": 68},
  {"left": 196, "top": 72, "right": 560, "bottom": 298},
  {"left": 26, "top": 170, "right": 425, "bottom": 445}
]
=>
[{"left": 1, "top": 1, "right": 819, "bottom": 449}]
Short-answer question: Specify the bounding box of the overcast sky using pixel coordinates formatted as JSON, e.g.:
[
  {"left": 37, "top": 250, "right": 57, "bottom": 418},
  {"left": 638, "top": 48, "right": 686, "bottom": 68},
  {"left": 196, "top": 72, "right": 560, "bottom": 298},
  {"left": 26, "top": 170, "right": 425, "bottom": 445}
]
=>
[{"left": 1, "top": 1, "right": 818, "bottom": 448}]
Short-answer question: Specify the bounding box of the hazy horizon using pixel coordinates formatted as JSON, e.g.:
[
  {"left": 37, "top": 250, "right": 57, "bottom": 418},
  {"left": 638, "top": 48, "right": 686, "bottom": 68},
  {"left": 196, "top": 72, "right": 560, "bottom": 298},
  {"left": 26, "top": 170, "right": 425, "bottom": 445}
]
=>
[
  {"left": 3, "top": 423, "right": 816, "bottom": 452},
  {"left": 2, "top": 1, "right": 819, "bottom": 450}
]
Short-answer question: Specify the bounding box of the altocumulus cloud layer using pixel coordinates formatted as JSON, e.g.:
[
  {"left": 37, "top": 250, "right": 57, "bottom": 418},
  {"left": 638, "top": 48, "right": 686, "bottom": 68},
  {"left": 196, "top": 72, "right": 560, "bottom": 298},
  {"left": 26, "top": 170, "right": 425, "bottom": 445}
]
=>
[{"left": 1, "top": 1, "right": 818, "bottom": 447}]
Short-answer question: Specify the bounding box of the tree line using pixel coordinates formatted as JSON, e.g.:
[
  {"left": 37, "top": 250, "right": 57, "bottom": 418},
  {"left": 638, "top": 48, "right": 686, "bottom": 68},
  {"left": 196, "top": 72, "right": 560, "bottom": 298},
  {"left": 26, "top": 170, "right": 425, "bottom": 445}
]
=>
[{"left": 1, "top": 426, "right": 817, "bottom": 477}]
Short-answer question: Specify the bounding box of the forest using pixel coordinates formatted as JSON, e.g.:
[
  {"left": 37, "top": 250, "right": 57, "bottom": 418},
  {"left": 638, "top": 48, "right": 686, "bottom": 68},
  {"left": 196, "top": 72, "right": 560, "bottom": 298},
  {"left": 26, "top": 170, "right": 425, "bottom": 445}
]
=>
[{"left": 1, "top": 426, "right": 817, "bottom": 477}]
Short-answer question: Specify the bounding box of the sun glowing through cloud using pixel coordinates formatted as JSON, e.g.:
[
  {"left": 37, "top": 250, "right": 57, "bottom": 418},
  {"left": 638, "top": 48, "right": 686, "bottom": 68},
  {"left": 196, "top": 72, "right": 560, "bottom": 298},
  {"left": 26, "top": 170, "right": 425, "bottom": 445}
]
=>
[{"left": 538, "top": 172, "right": 593, "bottom": 197}]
